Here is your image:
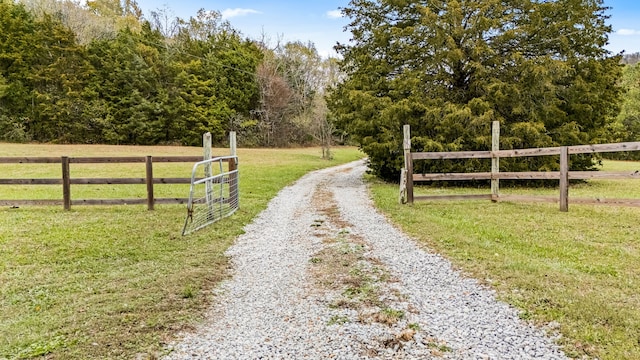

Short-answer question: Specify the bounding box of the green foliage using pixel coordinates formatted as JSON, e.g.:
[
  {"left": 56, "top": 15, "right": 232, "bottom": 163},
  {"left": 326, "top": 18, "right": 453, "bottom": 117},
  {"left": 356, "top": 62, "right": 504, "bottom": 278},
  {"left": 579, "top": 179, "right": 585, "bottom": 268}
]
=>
[
  {"left": 0, "top": 2, "right": 264, "bottom": 146},
  {"left": 0, "top": 0, "right": 36, "bottom": 128},
  {"left": 28, "top": 14, "right": 97, "bottom": 143},
  {"left": 171, "top": 11, "right": 262, "bottom": 145},
  {"left": 2, "top": 1, "right": 338, "bottom": 147},
  {"left": 608, "top": 63, "right": 640, "bottom": 159},
  {"left": 0, "top": 115, "right": 30, "bottom": 142},
  {"left": 87, "top": 25, "right": 170, "bottom": 144},
  {"left": 0, "top": 1, "right": 104, "bottom": 143},
  {"left": 369, "top": 160, "right": 640, "bottom": 359},
  {"left": 329, "top": 0, "right": 623, "bottom": 181},
  {"left": 0, "top": 144, "right": 364, "bottom": 359}
]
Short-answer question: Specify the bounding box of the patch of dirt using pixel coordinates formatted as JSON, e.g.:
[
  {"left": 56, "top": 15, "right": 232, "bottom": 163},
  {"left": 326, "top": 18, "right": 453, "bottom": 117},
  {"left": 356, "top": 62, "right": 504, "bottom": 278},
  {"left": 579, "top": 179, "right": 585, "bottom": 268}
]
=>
[{"left": 306, "top": 181, "right": 427, "bottom": 357}]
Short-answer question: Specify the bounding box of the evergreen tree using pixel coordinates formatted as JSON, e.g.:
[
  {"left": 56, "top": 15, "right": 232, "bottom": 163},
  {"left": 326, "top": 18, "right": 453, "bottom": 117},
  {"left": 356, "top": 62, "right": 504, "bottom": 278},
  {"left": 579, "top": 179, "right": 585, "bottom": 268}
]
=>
[
  {"left": 28, "top": 14, "right": 96, "bottom": 143},
  {"left": 87, "top": 26, "right": 164, "bottom": 144},
  {"left": 0, "top": 0, "right": 36, "bottom": 141},
  {"left": 1, "top": 0, "right": 95, "bottom": 142},
  {"left": 171, "top": 9, "right": 261, "bottom": 145},
  {"left": 608, "top": 63, "right": 640, "bottom": 159},
  {"left": 329, "top": 0, "right": 622, "bottom": 181}
]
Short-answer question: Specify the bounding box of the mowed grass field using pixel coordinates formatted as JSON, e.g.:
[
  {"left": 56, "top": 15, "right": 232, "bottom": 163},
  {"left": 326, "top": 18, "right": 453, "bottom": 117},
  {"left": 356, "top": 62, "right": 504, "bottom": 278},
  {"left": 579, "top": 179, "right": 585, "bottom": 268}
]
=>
[
  {"left": 0, "top": 143, "right": 364, "bottom": 359},
  {"left": 3, "top": 142, "right": 640, "bottom": 360},
  {"left": 370, "top": 159, "right": 640, "bottom": 360}
]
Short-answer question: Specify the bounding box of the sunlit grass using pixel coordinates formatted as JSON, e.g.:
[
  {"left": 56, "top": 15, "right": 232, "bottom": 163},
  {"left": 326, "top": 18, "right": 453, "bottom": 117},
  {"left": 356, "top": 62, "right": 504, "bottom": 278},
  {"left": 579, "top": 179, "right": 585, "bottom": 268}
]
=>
[
  {"left": 370, "top": 159, "right": 640, "bottom": 360},
  {"left": 0, "top": 143, "right": 363, "bottom": 359}
]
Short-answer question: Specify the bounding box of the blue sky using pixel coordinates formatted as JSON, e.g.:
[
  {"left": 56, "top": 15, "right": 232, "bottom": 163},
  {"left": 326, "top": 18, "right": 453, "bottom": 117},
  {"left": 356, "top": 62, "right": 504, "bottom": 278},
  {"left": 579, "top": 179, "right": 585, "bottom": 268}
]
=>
[
  {"left": 135, "top": 0, "right": 640, "bottom": 57},
  {"left": 605, "top": 0, "right": 640, "bottom": 54}
]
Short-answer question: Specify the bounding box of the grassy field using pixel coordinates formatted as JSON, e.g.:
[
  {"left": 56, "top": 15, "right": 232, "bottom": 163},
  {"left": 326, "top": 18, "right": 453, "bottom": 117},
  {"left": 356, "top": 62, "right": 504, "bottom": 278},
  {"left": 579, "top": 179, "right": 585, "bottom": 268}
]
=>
[
  {"left": 370, "top": 160, "right": 640, "bottom": 360},
  {"left": 0, "top": 143, "right": 364, "bottom": 359},
  {"left": 3, "top": 143, "right": 639, "bottom": 359}
]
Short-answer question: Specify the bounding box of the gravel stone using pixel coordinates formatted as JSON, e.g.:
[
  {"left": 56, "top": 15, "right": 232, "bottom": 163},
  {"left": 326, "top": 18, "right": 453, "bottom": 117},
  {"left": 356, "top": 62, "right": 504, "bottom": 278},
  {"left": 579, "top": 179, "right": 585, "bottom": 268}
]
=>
[{"left": 164, "top": 160, "right": 568, "bottom": 359}]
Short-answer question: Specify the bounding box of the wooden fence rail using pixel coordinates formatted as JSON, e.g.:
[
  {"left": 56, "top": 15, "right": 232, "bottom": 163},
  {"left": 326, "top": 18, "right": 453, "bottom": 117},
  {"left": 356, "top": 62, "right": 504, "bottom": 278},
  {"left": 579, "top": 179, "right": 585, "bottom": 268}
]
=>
[
  {"left": 402, "top": 123, "right": 640, "bottom": 211},
  {"left": 0, "top": 155, "right": 235, "bottom": 210}
]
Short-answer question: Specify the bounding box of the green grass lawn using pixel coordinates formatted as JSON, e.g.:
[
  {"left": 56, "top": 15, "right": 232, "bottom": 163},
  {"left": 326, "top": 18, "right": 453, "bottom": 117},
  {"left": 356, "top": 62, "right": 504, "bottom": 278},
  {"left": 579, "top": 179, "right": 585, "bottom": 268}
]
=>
[
  {"left": 370, "top": 160, "right": 640, "bottom": 360},
  {"left": 4, "top": 144, "right": 639, "bottom": 359},
  {"left": 0, "top": 143, "right": 364, "bottom": 359}
]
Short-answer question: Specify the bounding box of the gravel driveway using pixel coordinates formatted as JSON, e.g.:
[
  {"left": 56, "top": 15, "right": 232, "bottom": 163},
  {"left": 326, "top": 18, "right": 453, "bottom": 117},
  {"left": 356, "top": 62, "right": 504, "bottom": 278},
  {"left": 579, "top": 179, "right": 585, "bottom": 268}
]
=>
[{"left": 164, "top": 160, "right": 568, "bottom": 359}]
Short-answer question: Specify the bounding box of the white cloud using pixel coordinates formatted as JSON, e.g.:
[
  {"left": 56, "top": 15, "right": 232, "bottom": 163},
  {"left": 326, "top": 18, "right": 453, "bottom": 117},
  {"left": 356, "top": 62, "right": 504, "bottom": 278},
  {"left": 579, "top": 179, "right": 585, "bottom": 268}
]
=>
[
  {"left": 617, "top": 29, "right": 640, "bottom": 36},
  {"left": 326, "top": 9, "right": 343, "bottom": 19},
  {"left": 221, "top": 8, "right": 260, "bottom": 20}
]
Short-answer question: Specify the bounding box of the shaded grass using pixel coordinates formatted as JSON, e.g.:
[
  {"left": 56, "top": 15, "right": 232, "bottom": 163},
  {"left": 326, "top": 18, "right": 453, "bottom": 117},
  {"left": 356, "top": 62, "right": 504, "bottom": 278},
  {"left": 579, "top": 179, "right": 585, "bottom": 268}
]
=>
[
  {"left": 0, "top": 144, "right": 363, "bottom": 359},
  {"left": 369, "top": 160, "right": 640, "bottom": 360}
]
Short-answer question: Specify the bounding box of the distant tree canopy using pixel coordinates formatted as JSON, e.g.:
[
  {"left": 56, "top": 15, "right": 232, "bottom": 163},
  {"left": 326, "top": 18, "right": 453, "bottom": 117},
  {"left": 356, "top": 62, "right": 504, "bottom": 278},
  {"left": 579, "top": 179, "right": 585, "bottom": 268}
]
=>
[
  {"left": 328, "top": 0, "right": 623, "bottom": 181},
  {"left": 0, "top": 0, "right": 336, "bottom": 147},
  {"left": 621, "top": 52, "right": 640, "bottom": 65}
]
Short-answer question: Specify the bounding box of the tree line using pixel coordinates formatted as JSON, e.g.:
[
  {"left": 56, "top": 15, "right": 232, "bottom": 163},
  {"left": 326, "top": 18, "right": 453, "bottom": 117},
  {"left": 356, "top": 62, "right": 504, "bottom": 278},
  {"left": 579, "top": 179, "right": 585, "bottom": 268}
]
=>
[
  {"left": 621, "top": 52, "right": 640, "bottom": 65},
  {"left": 0, "top": 0, "right": 337, "bottom": 149},
  {"left": 3, "top": 0, "right": 640, "bottom": 178}
]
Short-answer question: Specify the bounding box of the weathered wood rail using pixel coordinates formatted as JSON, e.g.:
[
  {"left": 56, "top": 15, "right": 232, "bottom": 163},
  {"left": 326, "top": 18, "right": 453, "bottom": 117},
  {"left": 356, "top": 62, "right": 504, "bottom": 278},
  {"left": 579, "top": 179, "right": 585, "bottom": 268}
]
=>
[
  {"left": 0, "top": 155, "right": 235, "bottom": 210},
  {"left": 402, "top": 122, "right": 640, "bottom": 211}
]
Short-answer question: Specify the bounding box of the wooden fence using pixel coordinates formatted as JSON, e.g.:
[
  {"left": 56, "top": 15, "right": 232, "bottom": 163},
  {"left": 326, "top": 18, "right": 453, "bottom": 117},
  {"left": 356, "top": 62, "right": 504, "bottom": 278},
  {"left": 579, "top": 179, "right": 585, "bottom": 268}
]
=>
[
  {"left": 402, "top": 122, "right": 640, "bottom": 211},
  {"left": 0, "top": 155, "right": 236, "bottom": 210}
]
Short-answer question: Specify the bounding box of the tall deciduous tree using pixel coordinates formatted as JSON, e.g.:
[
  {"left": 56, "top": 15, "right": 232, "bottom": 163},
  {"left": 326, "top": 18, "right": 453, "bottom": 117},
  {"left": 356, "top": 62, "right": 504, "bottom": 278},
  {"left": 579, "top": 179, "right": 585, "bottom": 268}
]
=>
[
  {"left": 20, "top": 0, "right": 117, "bottom": 43},
  {"left": 254, "top": 41, "right": 322, "bottom": 146},
  {"left": 3, "top": 1, "right": 336, "bottom": 147},
  {"left": 86, "top": 0, "right": 142, "bottom": 30},
  {"left": 253, "top": 41, "right": 338, "bottom": 148},
  {"left": 329, "top": 0, "right": 622, "bottom": 181}
]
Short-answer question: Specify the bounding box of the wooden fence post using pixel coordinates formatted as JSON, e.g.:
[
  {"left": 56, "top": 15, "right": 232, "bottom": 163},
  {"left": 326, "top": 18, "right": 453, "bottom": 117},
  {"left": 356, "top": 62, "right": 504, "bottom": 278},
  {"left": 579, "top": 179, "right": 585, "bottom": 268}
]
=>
[
  {"left": 228, "top": 131, "right": 239, "bottom": 208},
  {"left": 491, "top": 121, "right": 500, "bottom": 202},
  {"left": 229, "top": 131, "right": 237, "bottom": 157},
  {"left": 62, "top": 156, "right": 71, "bottom": 211},
  {"left": 403, "top": 125, "right": 414, "bottom": 204},
  {"left": 559, "top": 146, "right": 569, "bottom": 212},
  {"left": 203, "top": 132, "right": 213, "bottom": 216},
  {"left": 145, "top": 156, "right": 154, "bottom": 210}
]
